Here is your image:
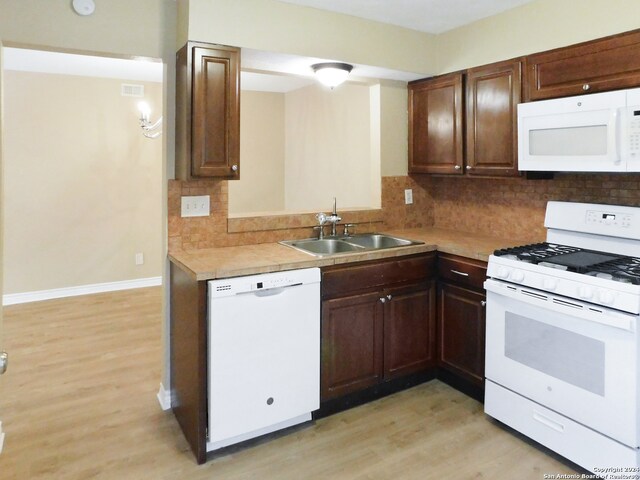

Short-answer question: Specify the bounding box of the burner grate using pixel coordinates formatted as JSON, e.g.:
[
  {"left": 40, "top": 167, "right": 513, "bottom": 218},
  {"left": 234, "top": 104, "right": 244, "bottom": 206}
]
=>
[
  {"left": 587, "top": 257, "right": 640, "bottom": 285},
  {"left": 494, "top": 243, "right": 640, "bottom": 285},
  {"left": 494, "top": 242, "right": 581, "bottom": 263}
]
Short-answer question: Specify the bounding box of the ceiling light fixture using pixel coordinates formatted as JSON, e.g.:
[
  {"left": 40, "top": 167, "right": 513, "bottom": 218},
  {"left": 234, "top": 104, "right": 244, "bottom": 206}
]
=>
[{"left": 311, "top": 62, "right": 353, "bottom": 89}]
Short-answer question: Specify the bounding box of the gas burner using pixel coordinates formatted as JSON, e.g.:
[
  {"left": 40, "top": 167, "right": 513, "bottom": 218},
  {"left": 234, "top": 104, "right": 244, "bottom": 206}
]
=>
[
  {"left": 587, "top": 257, "right": 640, "bottom": 285},
  {"left": 494, "top": 242, "right": 581, "bottom": 264},
  {"left": 493, "top": 242, "right": 640, "bottom": 280}
]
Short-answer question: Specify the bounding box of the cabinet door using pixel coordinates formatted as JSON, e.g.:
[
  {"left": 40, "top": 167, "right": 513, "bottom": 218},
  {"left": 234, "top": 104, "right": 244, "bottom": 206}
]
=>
[
  {"left": 466, "top": 59, "right": 521, "bottom": 177},
  {"left": 383, "top": 281, "right": 436, "bottom": 380},
  {"left": 408, "top": 73, "right": 464, "bottom": 174},
  {"left": 438, "top": 282, "right": 486, "bottom": 387},
  {"left": 321, "top": 292, "right": 384, "bottom": 401},
  {"left": 525, "top": 30, "right": 640, "bottom": 101},
  {"left": 192, "top": 45, "right": 240, "bottom": 178}
]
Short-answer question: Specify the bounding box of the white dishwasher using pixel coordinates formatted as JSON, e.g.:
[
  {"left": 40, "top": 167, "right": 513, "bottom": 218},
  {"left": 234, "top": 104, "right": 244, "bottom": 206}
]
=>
[{"left": 206, "top": 267, "right": 320, "bottom": 452}]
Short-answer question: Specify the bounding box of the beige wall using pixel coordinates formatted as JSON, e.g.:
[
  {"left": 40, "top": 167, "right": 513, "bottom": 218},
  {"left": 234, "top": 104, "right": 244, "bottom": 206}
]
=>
[
  {"left": 436, "top": 0, "right": 640, "bottom": 73},
  {"left": 284, "top": 82, "right": 376, "bottom": 211},
  {"left": 0, "top": 0, "right": 171, "bottom": 60},
  {"left": 187, "top": 0, "right": 438, "bottom": 75},
  {"left": 380, "top": 82, "right": 409, "bottom": 177},
  {"left": 229, "top": 91, "right": 285, "bottom": 214},
  {"left": 3, "top": 71, "right": 163, "bottom": 294},
  {"left": 0, "top": 0, "right": 176, "bottom": 385}
]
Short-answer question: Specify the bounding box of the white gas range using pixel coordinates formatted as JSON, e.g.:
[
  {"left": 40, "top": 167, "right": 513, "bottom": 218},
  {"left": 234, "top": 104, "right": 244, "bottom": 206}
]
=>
[{"left": 484, "top": 201, "right": 640, "bottom": 475}]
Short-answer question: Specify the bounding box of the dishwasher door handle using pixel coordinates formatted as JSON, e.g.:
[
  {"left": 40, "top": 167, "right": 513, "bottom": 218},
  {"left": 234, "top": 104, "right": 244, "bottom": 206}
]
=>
[{"left": 240, "top": 283, "right": 303, "bottom": 297}]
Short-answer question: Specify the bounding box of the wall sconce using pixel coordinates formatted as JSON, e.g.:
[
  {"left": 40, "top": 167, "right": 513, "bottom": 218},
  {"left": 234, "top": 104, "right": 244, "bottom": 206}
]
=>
[
  {"left": 138, "top": 101, "right": 162, "bottom": 139},
  {"left": 311, "top": 62, "right": 353, "bottom": 89}
]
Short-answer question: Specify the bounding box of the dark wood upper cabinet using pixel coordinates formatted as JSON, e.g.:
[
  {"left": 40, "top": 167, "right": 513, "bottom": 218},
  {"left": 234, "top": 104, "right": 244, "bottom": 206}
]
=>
[
  {"left": 408, "top": 73, "right": 464, "bottom": 174},
  {"left": 176, "top": 42, "right": 240, "bottom": 180},
  {"left": 524, "top": 29, "right": 640, "bottom": 101},
  {"left": 465, "top": 59, "right": 521, "bottom": 177}
]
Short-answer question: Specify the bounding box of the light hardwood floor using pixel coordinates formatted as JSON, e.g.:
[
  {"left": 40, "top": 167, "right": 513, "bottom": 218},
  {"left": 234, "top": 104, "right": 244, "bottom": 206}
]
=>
[{"left": 0, "top": 287, "right": 580, "bottom": 479}]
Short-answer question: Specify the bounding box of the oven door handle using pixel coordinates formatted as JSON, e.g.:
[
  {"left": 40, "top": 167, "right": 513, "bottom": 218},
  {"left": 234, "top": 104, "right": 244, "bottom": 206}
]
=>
[{"left": 484, "top": 278, "right": 635, "bottom": 332}]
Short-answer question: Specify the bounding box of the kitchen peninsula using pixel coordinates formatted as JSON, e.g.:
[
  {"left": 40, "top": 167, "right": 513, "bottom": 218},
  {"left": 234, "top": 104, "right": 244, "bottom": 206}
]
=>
[{"left": 169, "top": 227, "right": 527, "bottom": 463}]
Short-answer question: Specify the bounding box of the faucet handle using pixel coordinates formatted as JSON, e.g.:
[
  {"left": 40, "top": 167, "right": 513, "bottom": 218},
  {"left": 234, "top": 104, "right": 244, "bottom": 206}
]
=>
[
  {"left": 343, "top": 223, "right": 356, "bottom": 236},
  {"left": 316, "top": 212, "right": 327, "bottom": 225}
]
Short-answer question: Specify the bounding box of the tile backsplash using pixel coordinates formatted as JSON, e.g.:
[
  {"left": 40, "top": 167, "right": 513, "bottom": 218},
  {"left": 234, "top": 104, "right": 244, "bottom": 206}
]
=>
[
  {"left": 413, "top": 173, "right": 640, "bottom": 243},
  {"left": 168, "top": 174, "right": 640, "bottom": 252}
]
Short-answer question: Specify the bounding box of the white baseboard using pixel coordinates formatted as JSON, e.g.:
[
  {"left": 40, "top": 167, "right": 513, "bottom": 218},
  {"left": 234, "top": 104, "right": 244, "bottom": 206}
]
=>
[
  {"left": 157, "top": 383, "right": 171, "bottom": 411},
  {"left": 0, "top": 421, "right": 5, "bottom": 455},
  {"left": 2, "top": 276, "right": 162, "bottom": 306}
]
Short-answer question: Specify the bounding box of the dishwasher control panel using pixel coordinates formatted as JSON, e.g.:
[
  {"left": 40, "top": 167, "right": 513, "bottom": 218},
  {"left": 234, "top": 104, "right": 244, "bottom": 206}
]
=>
[{"left": 208, "top": 268, "right": 321, "bottom": 298}]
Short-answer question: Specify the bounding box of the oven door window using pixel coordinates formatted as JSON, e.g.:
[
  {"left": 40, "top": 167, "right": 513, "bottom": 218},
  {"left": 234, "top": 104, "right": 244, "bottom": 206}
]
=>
[{"left": 505, "top": 312, "right": 605, "bottom": 396}]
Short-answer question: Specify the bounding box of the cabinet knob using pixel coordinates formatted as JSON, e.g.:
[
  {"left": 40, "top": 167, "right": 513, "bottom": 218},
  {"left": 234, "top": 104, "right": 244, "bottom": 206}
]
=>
[
  {"left": 231, "top": 164, "right": 238, "bottom": 172},
  {"left": 379, "top": 297, "right": 386, "bottom": 304},
  {"left": 386, "top": 294, "right": 393, "bottom": 301},
  {"left": 466, "top": 165, "right": 472, "bottom": 170},
  {"left": 454, "top": 165, "right": 461, "bottom": 170},
  {"left": 481, "top": 300, "right": 487, "bottom": 307},
  {"left": 582, "top": 84, "right": 590, "bottom": 91}
]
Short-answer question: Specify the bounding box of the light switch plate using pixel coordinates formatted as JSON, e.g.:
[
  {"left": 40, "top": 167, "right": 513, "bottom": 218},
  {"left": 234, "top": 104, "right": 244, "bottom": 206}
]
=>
[
  {"left": 135, "top": 253, "right": 144, "bottom": 265},
  {"left": 181, "top": 195, "right": 210, "bottom": 217},
  {"left": 404, "top": 189, "right": 413, "bottom": 205}
]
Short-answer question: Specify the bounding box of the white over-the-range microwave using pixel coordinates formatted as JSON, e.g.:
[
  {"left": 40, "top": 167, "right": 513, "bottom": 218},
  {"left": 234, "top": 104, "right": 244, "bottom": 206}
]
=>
[{"left": 518, "top": 87, "right": 640, "bottom": 172}]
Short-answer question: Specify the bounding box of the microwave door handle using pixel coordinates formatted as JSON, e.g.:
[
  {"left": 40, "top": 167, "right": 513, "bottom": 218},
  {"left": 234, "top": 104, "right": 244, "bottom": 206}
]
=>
[{"left": 615, "top": 106, "right": 624, "bottom": 165}]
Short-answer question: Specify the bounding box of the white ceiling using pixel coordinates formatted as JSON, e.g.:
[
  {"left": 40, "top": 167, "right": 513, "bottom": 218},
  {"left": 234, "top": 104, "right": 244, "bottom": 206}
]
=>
[
  {"left": 242, "top": 48, "right": 425, "bottom": 84},
  {"left": 242, "top": 71, "right": 316, "bottom": 93},
  {"left": 3, "top": 48, "right": 163, "bottom": 83},
  {"left": 275, "top": 0, "right": 535, "bottom": 34}
]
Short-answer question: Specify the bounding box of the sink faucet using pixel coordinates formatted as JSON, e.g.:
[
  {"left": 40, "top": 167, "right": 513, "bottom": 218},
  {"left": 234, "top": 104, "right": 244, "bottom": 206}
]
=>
[
  {"left": 326, "top": 197, "right": 342, "bottom": 236},
  {"left": 314, "top": 212, "right": 327, "bottom": 239}
]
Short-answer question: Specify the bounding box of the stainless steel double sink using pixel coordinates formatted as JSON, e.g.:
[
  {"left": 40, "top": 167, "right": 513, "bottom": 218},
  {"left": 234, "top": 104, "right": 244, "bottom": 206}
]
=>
[{"left": 280, "top": 233, "right": 423, "bottom": 257}]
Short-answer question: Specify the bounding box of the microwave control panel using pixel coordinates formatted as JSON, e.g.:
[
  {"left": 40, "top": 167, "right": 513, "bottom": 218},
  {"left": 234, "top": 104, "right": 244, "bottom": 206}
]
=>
[{"left": 629, "top": 108, "right": 640, "bottom": 157}]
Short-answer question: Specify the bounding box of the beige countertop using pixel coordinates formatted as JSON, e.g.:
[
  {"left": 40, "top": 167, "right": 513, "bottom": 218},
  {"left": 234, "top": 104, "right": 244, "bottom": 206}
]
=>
[{"left": 168, "top": 227, "right": 527, "bottom": 281}]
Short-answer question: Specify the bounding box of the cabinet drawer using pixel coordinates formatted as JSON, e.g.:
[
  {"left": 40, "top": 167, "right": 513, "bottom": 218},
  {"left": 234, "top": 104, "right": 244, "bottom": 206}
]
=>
[
  {"left": 322, "top": 253, "right": 435, "bottom": 299},
  {"left": 438, "top": 254, "right": 487, "bottom": 291}
]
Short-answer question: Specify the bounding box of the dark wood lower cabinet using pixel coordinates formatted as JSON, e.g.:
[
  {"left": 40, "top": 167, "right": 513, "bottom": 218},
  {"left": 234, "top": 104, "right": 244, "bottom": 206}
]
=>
[
  {"left": 321, "top": 291, "right": 384, "bottom": 400},
  {"left": 320, "top": 254, "right": 437, "bottom": 406},
  {"left": 438, "top": 282, "right": 486, "bottom": 389},
  {"left": 384, "top": 281, "right": 436, "bottom": 380},
  {"left": 436, "top": 253, "right": 488, "bottom": 401}
]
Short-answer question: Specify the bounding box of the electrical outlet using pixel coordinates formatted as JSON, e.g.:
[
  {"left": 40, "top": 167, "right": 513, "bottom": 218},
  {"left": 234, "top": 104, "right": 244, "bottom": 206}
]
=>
[
  {"left": 181, "top": 195, "right": 210, "bottom": 217},
  {"left": 135, "top": 253, "right": 144, "bottom": 265},
  {"left": 404, "top": 189, "right": 413, "bottom": 205}
]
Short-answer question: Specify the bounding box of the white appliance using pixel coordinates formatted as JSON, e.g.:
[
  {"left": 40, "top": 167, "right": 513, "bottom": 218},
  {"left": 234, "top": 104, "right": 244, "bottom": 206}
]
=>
[
  {"left": 207, "top": 268, "right": 320, "bottom": 452},
  {"left": 484, "top": 201, "right": 640, "bottom": 473},
  {"left": 518, "top": 87, "right": 640, "bottom": 172}
]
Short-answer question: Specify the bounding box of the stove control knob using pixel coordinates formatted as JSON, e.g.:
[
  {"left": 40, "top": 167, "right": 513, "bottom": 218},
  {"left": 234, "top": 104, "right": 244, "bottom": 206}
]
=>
[
  {"left": 496, "top": 267, "right": 510, "bottom": 279},
  {"left": 578, "top": 286, "right": 593, "bottom": 300},
  {"left": 543, "top": 278, "right": 558, "bottom": 291},
  {"left": 511, "top": 270, "right": 525, "bottom": 283},
  {"left": 599, "top": 290, "right": 615, "bottom": 305}
]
